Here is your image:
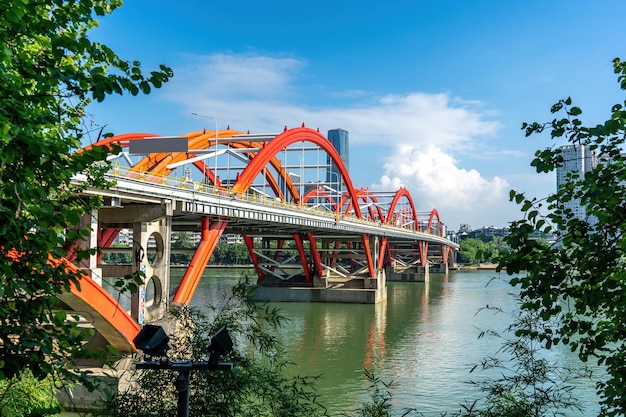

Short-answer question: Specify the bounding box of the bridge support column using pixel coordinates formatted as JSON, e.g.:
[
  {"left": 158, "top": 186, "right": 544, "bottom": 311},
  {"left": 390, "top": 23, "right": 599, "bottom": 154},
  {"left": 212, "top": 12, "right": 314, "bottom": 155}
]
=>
[
  {"left": 430, "top": 263, "right": 449, "bottom": 274},
  {"left": 313, "top": 274, "right": 328, "bottom": 288},
  {"left": 130, "top": 216, "right": 171, "bottom": 325},
  {"left": 77, "top": 209, "right": 102, "bottom": 284},
  {"left": 386, "top": 263, "right": 429, "bottom": 282},
  {"left": 364, "top": 268, "right": 387, "bottom": 302}
]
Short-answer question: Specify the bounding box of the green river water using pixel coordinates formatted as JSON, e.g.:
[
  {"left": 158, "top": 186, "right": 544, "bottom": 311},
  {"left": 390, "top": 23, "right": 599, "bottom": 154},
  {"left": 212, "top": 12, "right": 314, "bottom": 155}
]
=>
[
  {"left": 60, "top": 268, "right": 600, "bottom": 416},
  {"left": 184, "top": 268, "right": 600, "bottom": 416}
]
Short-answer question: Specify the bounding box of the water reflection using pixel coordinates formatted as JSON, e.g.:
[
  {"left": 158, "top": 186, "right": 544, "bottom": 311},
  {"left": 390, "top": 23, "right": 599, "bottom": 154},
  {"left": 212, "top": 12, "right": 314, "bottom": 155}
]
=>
[{"left": 188, "top": 268, "right": 599, "bottom": 416}]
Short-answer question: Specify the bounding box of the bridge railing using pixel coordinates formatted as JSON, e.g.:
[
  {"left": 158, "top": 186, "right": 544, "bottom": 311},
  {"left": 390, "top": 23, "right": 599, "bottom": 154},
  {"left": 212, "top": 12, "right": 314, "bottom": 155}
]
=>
[{"left": 108, "top": 164, "right": 451, "bottom": 240}]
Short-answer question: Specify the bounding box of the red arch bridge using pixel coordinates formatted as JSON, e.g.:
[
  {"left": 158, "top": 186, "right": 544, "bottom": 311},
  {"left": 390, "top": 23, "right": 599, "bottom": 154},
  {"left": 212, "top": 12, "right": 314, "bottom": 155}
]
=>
[{"left": 61, "top": 125, "right": 458, "bottom": 353}]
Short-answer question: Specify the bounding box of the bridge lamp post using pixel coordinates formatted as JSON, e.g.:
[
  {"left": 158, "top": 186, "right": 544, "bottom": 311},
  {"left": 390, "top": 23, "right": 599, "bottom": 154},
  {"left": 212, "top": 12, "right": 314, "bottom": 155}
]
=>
[
  {"left": 134, "top": 324, "right": 234, "bottom": 417},
  {"left": 288, "top": 172, "right": 302, "bottom": 206},
  {"left": 282, "top": 152, "right": 304, "bottom": 205},
  {"left": 326, "top": 171, "right": 341, "bottom": 210},
  {"left": 191, "top": 113, "right": 219, "bottom": 188}
]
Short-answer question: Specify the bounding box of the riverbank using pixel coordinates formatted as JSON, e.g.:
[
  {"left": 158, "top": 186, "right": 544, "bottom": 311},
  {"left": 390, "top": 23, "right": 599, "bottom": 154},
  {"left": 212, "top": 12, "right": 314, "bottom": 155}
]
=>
[
  {"left": 452, "top": 263, "right": 499, "bottom": 270},
  {"left": 171, "top": 264, "right": 253, "bottom": 269}
]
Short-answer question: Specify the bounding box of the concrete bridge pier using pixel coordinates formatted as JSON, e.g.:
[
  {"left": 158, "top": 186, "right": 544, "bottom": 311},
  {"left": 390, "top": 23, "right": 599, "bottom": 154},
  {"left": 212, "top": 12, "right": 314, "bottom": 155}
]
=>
[
  {"left": 76, "top": 208, "right": 103, "bottom": 284},
  {"left": 130, "top": 216, "right": 172, "bottom": 324},
  {"left": 98, "top": 201, "right": 173, "bottom": 324},
  {"left": 386, "top": 263, "right": 429, "bottom": 282},
  {"left": 313, "top": 274, "right": 328, "bottom": 288},
  {"left": 429, "top": 262, "right": 449, "bottom": 274}
]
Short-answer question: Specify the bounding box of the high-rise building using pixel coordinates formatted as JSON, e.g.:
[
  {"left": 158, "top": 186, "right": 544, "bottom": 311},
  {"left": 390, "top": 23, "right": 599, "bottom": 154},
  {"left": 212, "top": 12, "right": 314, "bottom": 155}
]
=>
[
  {"left": 556, "top": 144, "right": 597, "bottom": 222},
  {"left": 326, "top": 128, "right": 349, "bottom": 193}
]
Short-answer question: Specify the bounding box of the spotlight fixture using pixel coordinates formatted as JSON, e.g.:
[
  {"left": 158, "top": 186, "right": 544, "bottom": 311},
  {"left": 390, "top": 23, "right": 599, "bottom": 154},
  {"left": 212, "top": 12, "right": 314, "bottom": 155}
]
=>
[
  {"left": 134, "top": 323, "right": 233, "bottom": 417},
  {"left": 208, "top": 325, "right": 233, "bottom": 364},
  {"left": 133, "top": 324, "right": 170, "bottom": 358}
]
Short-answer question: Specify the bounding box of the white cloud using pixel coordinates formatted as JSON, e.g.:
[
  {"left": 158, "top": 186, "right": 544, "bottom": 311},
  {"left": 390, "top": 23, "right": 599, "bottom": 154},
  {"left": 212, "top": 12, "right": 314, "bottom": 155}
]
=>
[
  {"left": 165, "top": 53, "right": 500, "bottom": 148},
  {"left": 319, "top": 93, "right": 500, "bottom": 150},
  {"left": 162, "top": 52, "right": 517, "bottom": 227},
  {"left": 173, "top": 52, "right": 304, "bottom": 100},
  {"left": 371, "top": 145, "right": 512, "bottom": 228}
]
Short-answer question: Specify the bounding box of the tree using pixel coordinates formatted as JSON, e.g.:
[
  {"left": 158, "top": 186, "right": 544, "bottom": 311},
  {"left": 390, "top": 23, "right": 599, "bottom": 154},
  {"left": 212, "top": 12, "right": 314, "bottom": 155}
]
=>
[
  {"left": 499, "top": 58, "right": 626, "bottom": 416},
  {"left": 458, "top": 238, "right": 489, "bottom": 263},
  {"left": 171, "top": 231, "right": 194, "bottom": 265},
  {"left": 459, "top": 306, "right": 585, "bottom": 417},
  {"left": 0, "top": 371, "right": 62, "bottom": 416},
  {"left": 96, "top": 278, "right": 327, "bottom": 417},
  {"left": 458, "top": 236, "right": 509, "bottom": 264},
  {"left": 0, "top": 0, "right": 171, "bottom": 388}
]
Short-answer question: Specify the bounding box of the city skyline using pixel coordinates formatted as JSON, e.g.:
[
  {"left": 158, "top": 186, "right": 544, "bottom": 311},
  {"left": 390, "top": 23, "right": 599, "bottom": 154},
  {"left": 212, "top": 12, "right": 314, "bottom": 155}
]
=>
[{"left": 86, "top": 1, "right": 626, "bottom": 229}]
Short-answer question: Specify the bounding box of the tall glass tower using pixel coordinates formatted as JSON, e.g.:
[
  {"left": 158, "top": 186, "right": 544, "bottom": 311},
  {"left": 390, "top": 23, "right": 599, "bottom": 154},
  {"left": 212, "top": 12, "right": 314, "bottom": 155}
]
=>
[
  {"left": 326, "top": 128, "right": 349, "bottom": 193},
  {"left": 556, "top": 144, "right": 597, "bottom": 224}
]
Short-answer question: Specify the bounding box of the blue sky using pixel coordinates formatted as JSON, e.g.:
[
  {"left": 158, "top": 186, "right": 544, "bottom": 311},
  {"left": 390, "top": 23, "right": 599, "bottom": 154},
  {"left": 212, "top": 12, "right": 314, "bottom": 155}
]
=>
[{"left": 87, "top": 0, "right": 626, "bottom": 229}]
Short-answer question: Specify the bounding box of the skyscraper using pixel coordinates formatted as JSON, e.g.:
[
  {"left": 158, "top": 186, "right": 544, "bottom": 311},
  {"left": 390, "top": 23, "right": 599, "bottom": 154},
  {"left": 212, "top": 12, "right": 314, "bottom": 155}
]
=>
[
  {"left": 326, "top": 128, "right": 349, "bottom": 192},
  {"left": 556, "top": 144, "right": 597, "bottom": 222}
]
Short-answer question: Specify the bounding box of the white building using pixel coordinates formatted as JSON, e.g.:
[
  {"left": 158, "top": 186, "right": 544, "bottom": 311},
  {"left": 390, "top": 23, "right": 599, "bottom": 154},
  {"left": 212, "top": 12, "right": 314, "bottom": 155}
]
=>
[{"left": 556, "top": 145, "right": 597, "bottom": 223}]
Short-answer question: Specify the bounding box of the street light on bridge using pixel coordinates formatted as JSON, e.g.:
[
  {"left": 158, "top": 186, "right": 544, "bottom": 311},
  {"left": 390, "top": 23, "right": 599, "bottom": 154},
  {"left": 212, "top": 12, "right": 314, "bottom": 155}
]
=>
[
  {"left": 191, "top": 113, "right": 219, "bottom": 187},
  {"left": 326, "top": 170, "right": 342, "bottom": 211},
  {"left": 287, "top": 171, "right": 302, "bottom": 206}
]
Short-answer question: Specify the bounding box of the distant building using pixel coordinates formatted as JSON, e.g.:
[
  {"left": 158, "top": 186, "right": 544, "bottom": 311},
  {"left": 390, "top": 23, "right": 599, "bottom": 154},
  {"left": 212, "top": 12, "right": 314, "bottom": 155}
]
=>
[
  {"left": 115, "top": 228, "right": 133, "bottom": 246},
  {"left": 220, "top": 234, "right": 244, "bottom": 244},
  {"left": 472, "top": 226, "right": 510, "bottom": 237},
  {"left": 459, "top": 224, "right": 472, "bottom": 234},
  {"left": 326, "top": 128, "right": 349, "bottom": 193},
  {"left": 556, "top": 145, "right": 598, "bottom": 224}
]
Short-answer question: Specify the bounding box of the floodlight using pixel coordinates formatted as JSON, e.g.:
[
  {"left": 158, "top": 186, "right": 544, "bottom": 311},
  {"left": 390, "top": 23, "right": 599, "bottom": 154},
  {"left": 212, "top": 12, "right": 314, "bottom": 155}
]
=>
[
  {"left": 133, "top": 324, "right": 170, "bottom": 357},
  {"left": 134, "top": 324, "right": 232, "bottom": 417},
  {"left": 207, "top": 326, "right": 233, "bottom": 365}
]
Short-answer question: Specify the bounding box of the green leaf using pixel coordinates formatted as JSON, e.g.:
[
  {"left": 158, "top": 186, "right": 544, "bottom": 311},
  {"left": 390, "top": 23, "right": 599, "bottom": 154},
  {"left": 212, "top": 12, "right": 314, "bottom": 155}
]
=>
[
  {"left": 569, "top": 106, "right": 582, "bottom": 116},
  {"left": 0, "top": 0, "right": 170, "bottom": 386},
  {"left": 499, "top": 57, "right": 626, "bottom": 416}
]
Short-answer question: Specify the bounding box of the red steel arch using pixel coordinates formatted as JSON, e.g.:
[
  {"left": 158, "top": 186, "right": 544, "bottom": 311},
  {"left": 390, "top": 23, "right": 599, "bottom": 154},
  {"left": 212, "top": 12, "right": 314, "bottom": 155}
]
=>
[
  {"left": 338, "top": 188, "right": 382, "bottom": 221},
  {"left": 427, "top": 208, "right": 450, "bottom": 265},
  {"left": 82, "top": 132, "right": 160, "bottom": 152},
  {"left": 6, "top": 249, "right": 140, "bottom": 353},
  {"left": 427, "top": 209, "right": 443, "bottom": 235},
  {"left": 385, "top": 187, "right": 419, "bottom": 230},
  {"left": 302, "top": 188, "right": 341, "bottom": 212},
  {"left": 228, "top": 127, "right": 378, "bottom": 280},
  {"left": 231, "top": 127, "right": 363, "bottom": 219}
]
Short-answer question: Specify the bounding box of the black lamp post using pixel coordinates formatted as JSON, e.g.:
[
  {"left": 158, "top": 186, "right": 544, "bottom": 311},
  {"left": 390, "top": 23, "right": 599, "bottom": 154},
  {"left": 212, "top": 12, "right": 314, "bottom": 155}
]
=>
[{"left": 133, "top": 324, "right": 233, "bottom": 417}]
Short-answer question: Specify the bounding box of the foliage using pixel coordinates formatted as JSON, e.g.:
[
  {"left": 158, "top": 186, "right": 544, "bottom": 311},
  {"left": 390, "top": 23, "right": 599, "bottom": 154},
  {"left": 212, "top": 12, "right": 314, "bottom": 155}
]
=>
[
  {"left": 498, "top": 58, "right": 626, "bottom": 416},
  {"left": 96, "top": 276, "right": 328, "bottom": 417},
  {"left": 341, "top": 370, "right": 419, "bottom": 417},
  {"left": 458, "top": 236, "right": 510, "bottom": 264},
  {"left": 100, "top": 242, "right": 132, "bottom": 264},
  {"left": 459, "top": 305, "right": 585, "bottom": 417},
  {"left": 170, "top": 231, "right": 194, "bottom": 265},
  {"left": 0, "top": 370, "right": 62, "bottom": 417},
  {"left": 0, "top": 0, "right": 171, "bottom": 392},
  {"left": 211, "top": 242, "right": 251, "bottom": 265}
]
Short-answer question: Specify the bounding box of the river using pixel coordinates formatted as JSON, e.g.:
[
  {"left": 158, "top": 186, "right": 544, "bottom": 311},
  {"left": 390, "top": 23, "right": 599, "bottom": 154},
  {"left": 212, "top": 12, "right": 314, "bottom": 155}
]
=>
[{"left": 183, "top": 268, "right": 601, "bottom": 416}]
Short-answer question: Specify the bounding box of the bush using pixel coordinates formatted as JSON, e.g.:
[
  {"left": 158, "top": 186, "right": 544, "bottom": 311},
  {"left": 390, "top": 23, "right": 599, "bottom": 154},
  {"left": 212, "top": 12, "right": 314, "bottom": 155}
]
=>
[
  {"left": 95, "top": 277, "right": 327, "bottom": 417},
  {"left": 0, "top": 371, "right": 62, "bottom": 417}
]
